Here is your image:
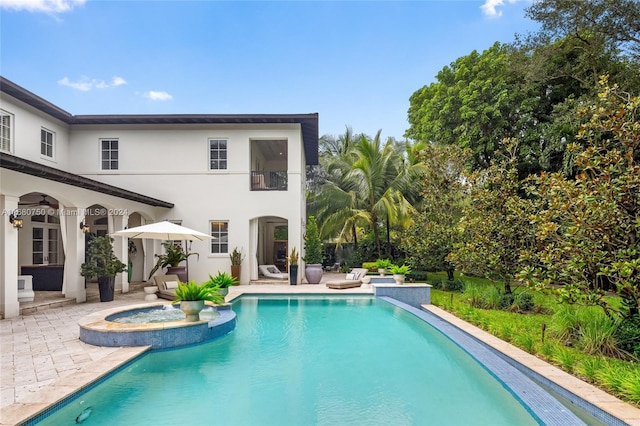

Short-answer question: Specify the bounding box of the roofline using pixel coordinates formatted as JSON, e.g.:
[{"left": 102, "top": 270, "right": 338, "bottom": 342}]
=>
[
  {"left": 0, "top": 152, "right": 175, "bottom": 208},
  {"left": 0, "top": 76, "right": 319, "bottom": 165}
]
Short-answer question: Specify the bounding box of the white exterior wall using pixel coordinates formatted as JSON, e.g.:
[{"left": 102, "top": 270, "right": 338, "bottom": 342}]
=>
[
  {"left": 0, "top": 94, "right": 70, "bottom": 170},
  {"left": 68, "top": 124, "right": 306, "bottom": 283},
  {"left": 0, "top": 81, "right": 313, "bottom": 317}
]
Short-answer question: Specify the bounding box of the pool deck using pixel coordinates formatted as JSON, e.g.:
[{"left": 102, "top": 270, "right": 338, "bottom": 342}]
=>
[{"left": 1, "top": 275, "right": 640, "bottom": 425}]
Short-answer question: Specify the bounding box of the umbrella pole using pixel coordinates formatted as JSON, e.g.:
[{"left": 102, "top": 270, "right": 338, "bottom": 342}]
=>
[{"left": 184, "top": 240, "right": 189, "bottom": 281}]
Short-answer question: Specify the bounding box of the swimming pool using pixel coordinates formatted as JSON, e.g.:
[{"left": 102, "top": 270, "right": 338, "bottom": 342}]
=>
[{"left": 31, "top": 296, "right": 584, "bottom": 425}]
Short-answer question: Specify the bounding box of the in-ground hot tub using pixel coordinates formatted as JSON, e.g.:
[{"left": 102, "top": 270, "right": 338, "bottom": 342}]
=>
[{"left": 78, "top": 302, "right": 236, "bottom": 349}]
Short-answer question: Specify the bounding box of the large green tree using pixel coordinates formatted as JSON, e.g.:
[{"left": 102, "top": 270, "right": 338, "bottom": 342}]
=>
[
  {"left": 519, "top": 78, "right": 640, "bottom": 320},
  {"left": 448, "top": 143, "right": 536, "bottom": 294},
  {"left": 401, "top": 144, "right": 469, "bottom": 279}
]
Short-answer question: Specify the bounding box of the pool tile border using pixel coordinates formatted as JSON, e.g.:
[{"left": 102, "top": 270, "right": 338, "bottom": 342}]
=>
[{"left": 419, "top": 302, "right": 640, "bottom": 425}]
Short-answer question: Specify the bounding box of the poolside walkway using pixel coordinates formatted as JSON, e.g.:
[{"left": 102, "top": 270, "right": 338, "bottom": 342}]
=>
[{"left": 2, "top": 275, "right": 640, "bottom": 425}]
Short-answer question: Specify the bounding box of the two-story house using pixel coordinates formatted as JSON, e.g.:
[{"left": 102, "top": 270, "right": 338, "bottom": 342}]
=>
[{"left": 0, "top": 76, "right": 318, "bottom": 318}]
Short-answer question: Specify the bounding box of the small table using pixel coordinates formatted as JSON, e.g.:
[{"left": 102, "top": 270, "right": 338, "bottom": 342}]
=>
[{"left": 144, "top": 286, "right": 158, "bottom": 301}]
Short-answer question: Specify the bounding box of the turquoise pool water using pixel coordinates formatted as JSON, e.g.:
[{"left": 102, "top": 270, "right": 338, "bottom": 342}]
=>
[{"left": 35, "top": 296, "right": 539, "bottom": 425}]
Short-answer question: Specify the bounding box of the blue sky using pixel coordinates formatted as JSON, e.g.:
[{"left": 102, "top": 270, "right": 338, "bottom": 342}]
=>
[{"left": 0, "top": 0, "right": 539, "bottom": 141}]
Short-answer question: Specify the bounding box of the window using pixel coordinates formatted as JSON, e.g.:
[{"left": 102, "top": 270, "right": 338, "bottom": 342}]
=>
[
  {"left": 101, "top": 139, "right": 119, "bottom": 170},
  {"left": 210, "top": 221, "right": 228, "bottom": 253},
  {"left": 0, "top": 110, "right": 12, "bottom": 152},
  {"left": 209, "top": 139, "right": 227, "bottom": 170},
  {"left": 41, "top": 128, "right": 54, "bottom": 158}
]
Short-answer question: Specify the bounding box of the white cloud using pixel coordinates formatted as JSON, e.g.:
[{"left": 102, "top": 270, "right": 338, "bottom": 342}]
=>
[
  {"left": 145, "top": 91, "right": 173, "bottom": 101},
  {"left": 0, "top": 0, "right": 86, "bottom": 13},
  {"left": 481, "top": 0, "right": 519, "bottom": 17},
  {"left": 57, "top": 75, "right": 127, "bottom": 91}
]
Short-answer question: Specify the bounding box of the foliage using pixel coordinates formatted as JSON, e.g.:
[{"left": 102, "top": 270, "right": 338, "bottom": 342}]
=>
[
  {"left": 374, "top": 258, "right": 393, "bottom": 269},
  {"left": 80, "top": 236, "right": 127, "bottom": 279},
  {"left": 204, "top": 272, "right": 238, "bottom": 289},
  {"left": 362, "top": 262, "right": 377, "bottom": 271},
  {"left": 401, "top": 144, "right": 469, "bottom": 280},
  {"left": 406, "top": 43, "right": 547, "bottom": 173},
  {"left": 303, "top": 216, "right": 324, "bottom": 264},
  {"left": 448, "top": 143, "right": 535, "bottom": 294},
  {"left": 149, "top": 242, "right": 199, "bottom": 279},
  {"left": 229, "top": 247, "right": 244, "bottom": 265},
  {"left": 525, "top": 0, "right": 640, "bottom": 62},
  {"left": 430, "top": 277, "right": 640, "bottom": 404},
  {"left": 172, "top": 280, "right": 225, "bottom": 304},
  {"left": 309, "top": 130, "right": 418, "bottom": 258},
  {"left": 518, "top": 79, "right": 640, "bottom": 320},
  {"left": 615, "top": 316, "right": 640, "bottom": 358},
  {"left": 389, "top": 264, "right": 411, "bottom": 275},
  {"left": 288, "top": 246, "right": 299, "bottom": 265}
]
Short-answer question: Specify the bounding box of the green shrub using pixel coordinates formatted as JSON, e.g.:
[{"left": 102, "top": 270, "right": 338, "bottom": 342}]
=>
[
  {"left": 554, "top": 347, "right": 577, "bottom": 373},
  {"left": 499, "top": 293, "right": 515, "bottom": 310},
  {"left": 407, "top": 270, "right": 428, "bottom": 281},
  {"left": 442, "top": 278, "right": 464, "bottom": 292},
  {"left": 430, "top": 278, "right": 443, "bottom": 290},
  {"left": 577, "top": 357, "right": 604, "bottom": 382},
  {"left": 512, "top": 292, "right": 535, "bottom": 312},
  {"left": 579, "top": 316, "right": 622, "bottom": 358},
  {"left": 615, "top": 316, "right": 640, "bottom": 358},
  {"left": 515, "top": 333, "right": 536, "bottom": 354},
  {"left": 483, "top": 286, "right": 503, "bottom": 310},
  {"left": 362, "top": 262, "right": 377, "bottom": 272}
]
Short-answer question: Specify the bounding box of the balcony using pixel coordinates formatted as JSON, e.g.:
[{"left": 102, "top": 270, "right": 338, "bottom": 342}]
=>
[{"left": 251, "top": 170, "right": 287, "bottom": 191}]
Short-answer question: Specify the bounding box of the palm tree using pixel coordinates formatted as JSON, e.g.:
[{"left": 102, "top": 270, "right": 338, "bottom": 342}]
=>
[{"left": 310, "top": 129, "right": 423, "bottom": 258}]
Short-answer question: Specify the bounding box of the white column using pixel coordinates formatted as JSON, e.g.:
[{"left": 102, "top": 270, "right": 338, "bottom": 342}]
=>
[
  {"left": 111, "top": 214, "right": 129, "bottom": 293},
  {"left": 63, "top": 208, "right": 86, "bottom": 303},
  {"left": 1, "top": 195, "right": 20, "bottom": 318}
]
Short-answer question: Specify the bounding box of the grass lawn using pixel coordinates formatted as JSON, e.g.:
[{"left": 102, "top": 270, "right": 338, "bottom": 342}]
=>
[{"left": 426, "top": 272, "right": 640, "bottom": 405}]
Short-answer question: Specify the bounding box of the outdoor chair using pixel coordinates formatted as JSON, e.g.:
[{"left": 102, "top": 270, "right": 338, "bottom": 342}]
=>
[
  {"left": 258, "top": 265, "right": 288, "bottom": 280},
  {"left": 153, "top": 274, "right": 181, "bottom": 300},
  {"left": 325, "top": 268, "right": 368, "bottom": 289}
]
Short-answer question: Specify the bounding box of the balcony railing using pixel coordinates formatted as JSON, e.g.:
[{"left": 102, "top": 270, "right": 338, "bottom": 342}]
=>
[{"left": 251, "top": 170, "right": 288, "bottom": 191}]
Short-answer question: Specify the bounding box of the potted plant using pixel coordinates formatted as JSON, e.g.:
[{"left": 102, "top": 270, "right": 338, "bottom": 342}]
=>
[
  {"left": 375, "top": 258, "right": 393, "bottom": 276},
  {"left": 229, "top": 247, "right": 244, "bottom": 283},
  {"left": 172, "top": 279, "right": 225, "bottom": 322},
  {"left": 149, "top": 242, "right": 198, "bottom": 282},
  {"left": 303, "top": 216, "right": 324, "bottom": 284},
  {"left": 81, "top": 236, "right": 127, "bottom": 302},
  {"left": 288, "top": 246, "right": 299, "bottom": 285},
  {"left": 390, "top": 264, "right": 411, "bottom": 285},
  {"left": 204, "top": 271, "right": 238, "bottom": 297}
]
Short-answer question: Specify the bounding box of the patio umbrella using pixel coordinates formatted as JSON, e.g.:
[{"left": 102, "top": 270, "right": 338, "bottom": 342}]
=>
[
  {"left": 112, "top": 221, "right": 213, "bottom": 282},
  {"left": 111, "top": 220, "right": 213, "bottom": 241}
]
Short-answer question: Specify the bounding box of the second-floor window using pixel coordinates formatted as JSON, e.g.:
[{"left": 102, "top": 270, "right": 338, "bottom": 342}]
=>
[
  {"left": 101, "top": 139, "right": 119, "bottom": 170},
  {"left": 209, "top": 139, "right": 227, "bottom": 170},
  {"left": 210, "top": 220, "right": 228, "bottom": 254},
  {"left": 0, "top": 110, "right": 12, "bottom": 152},
  {"left": 41, "top": 128, "right": 54, "bottom": 158}
]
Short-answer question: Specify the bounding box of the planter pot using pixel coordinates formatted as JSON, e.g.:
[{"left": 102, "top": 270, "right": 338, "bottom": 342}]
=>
[
  {"left": 167, "top": 266, "right": 187, "bottom": 282},
  {"left": 180, "top": 300, "right": 205, "bottom": 322},
  {"left": 305, "top": 264, "right": 323, "bottom": 284},
  {"left": 393, "top": 274, "right": 406, "bottom": 285},
  {"left": 230, "top": 265, "right": 241, "bottom": 283},
  {"left": 378, "top": 268, "right": 387, "bottom": 277},
  {"left": 97, "top": 277, "right": 115, "bottom": 302},
  {"left": 289, "top": 265, "right": 299, "bottom": 285},
  {"left": 218, "top": 287, "right": 229, "bottom": 297}
]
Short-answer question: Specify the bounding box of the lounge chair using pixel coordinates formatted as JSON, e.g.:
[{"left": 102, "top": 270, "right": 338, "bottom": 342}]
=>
[
  {"left": 325, "top": 268, "right": 369, "bottom": 289},
  {"left": 153, "top": 274, "right": 181, "bottom": 300},
  {"left": 258, "top": 265, "right": 288, "bottom": 280}
]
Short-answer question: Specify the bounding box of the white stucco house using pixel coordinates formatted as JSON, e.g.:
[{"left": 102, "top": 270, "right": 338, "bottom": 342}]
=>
[{"left": 0, "top": 76, "right": 319, "bottom": 318}]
